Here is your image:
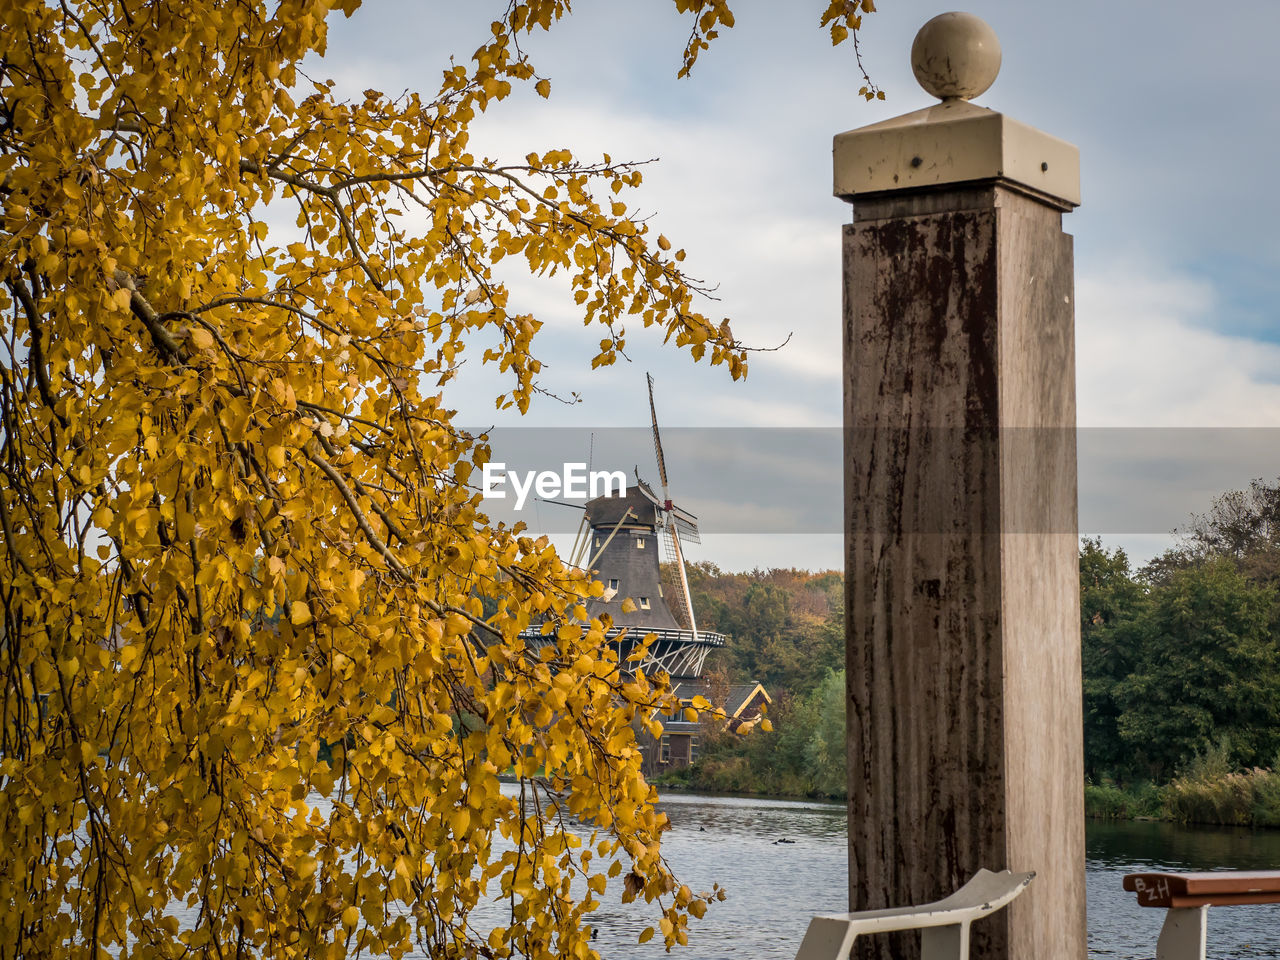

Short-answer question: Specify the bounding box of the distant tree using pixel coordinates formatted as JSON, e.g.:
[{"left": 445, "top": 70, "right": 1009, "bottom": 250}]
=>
[
  {"left": 684, "top": 569, "right": 844, "bottom": 693},
  {"left": 1146, "top": 478, "right": 1280, "bottom": 590},
  {"left": 1114, "top": 558, "right": 1280, "bottom": 780},
  {"left": 800, "top": 669, "right": 846, "bottom": 799},
  {"left": 1078, "top": 538, "right": 1147, "bottom": 781},
  {"left": 1184, "top": 479, "right": 1280, "bottom": 561}
]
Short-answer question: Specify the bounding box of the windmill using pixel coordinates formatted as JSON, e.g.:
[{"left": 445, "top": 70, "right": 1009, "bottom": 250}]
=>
[
  {"left": 521, "top": 376, "right": 732, "bottom": 771},
  {"left": 645, "top": 373, "right": 701, "bottom": 642},
  {"left": 528, "top": 375, "right": 724, "bottom": 680}
]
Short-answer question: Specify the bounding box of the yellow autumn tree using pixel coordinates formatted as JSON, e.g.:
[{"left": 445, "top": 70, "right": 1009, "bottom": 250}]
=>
[{"left": 0, "top": 1, "right": 877, "bottom": 957}]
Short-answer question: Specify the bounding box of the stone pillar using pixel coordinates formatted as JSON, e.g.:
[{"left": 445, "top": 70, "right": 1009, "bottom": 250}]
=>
[{"left": 837, "top": 14, "right": 1085, "bottom": 960}]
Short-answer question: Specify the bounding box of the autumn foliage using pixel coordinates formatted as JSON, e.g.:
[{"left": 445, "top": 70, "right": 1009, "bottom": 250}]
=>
[{"left": 0, "top": 1, "right": 875, "bottom": 957}]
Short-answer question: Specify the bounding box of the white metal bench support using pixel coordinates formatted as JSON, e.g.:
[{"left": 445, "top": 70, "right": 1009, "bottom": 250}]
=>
[
  {"left": 920, "top": 923, "right": 967, "bottom": 960},
  {"left": 793, "top": 869, "right": 1035, "bottom": 960},
  {"left": 1155, "top": 905, "right": 1208, "bottom": 960}
]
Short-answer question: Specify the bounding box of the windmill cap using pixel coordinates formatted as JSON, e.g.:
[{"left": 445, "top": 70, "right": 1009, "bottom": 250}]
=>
[{"left": 585, "top": 483, "right": 662, "bottom": 529}]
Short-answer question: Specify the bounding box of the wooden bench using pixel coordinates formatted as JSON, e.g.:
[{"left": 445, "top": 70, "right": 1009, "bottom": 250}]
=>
[
  {"left": 1124, "top": 871, "right": 1280, "bottom": 960},
  {"left": 794, "top": 869, "right": 1034, "bottom": 960}
]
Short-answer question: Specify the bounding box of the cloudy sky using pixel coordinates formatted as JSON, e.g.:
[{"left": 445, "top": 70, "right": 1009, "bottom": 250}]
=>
[{"left": 317, "top": 1, "right": 1280, "bottom": 571}]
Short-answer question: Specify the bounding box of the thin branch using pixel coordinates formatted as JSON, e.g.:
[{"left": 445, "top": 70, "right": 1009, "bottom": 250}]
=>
[
  {"left": 113, "top": 272, "right": 185, "bottom": 359},
  {"left": 301, "top": 441, "right": 411, "bottom": 581}
]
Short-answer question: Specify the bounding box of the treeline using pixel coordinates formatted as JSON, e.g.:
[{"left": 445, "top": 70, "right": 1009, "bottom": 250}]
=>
[
  {"left": 1082, "top": 479, "right": 1280, "bottom": 783},
  {"left": 660, "top": 479, "right": 1280, "bottom": 800},
  {"left": 659, "top": 565, "right": 849, "bottom": 797},
  {"left": 685, "top": 565, "right": 844, "bottom": 694}
]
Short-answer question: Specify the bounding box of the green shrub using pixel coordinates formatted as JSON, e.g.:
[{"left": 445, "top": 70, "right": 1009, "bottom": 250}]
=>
[
  {"left": 1164, "top": 762, "right": 1280, "bottom": 827},
  {"left": 1084, "top": 781, "right": 1163, "bottom": 819}
]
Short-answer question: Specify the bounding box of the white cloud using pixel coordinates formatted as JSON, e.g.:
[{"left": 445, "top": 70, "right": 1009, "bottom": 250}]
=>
[
  {"left": 309, "top": 3, "right": 1280, "bottom": 571},
  {"left": 1076, "top": 262, "right": 1280, "bottom": 427}
]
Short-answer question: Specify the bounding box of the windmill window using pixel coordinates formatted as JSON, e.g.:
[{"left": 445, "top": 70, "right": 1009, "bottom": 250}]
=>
[
  {"left": 660, "top": 735, "right": 671, "bottom": 763},
  {"left": 595, "top": 536, "right": 601, "bottom": 547},
  {"left": 639, "top": 597, "right": 650, "bottom": 610},
  {"left": 636, "top": 537, "right": 645, "bottom": 549},
  {"left": 609, "top": 579, "right": 619, "bottom": 591},
  {"left": 690, "top": 736, "right": 700, "bottom": 761}
]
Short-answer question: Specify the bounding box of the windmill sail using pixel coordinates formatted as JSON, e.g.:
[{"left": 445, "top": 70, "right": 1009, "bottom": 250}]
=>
[
  {"left": 669, "top": 505, "right": 700, "bottom": 543},
  {"left": 662, "top": 529, "right": 691, "bottom": 628},
  {"left": 647, "top": 373, "right": 669, "bottom": 496},
  {"left": 646, "top": 372, "right": 698, "bottom": 640}
]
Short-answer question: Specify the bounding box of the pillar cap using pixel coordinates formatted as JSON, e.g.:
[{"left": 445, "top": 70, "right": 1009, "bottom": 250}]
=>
[{"left": 834, "top": 15, "right": 1079, "bottom": 208}]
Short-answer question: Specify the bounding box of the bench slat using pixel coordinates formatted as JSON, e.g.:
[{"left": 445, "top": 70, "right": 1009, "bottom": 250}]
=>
[{"left": 1124, "top": 871, "right": 1280, "bottom": 908}]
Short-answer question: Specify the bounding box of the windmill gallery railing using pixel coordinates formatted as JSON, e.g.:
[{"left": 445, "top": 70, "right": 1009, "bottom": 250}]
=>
[{"left": 520, "top": 625, "right": 725, "bottom": 681}]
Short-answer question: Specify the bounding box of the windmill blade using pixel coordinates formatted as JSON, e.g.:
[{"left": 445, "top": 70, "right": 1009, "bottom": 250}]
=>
[
  {"left": 669, "top": 505, "right": 700, "bottom": 543},
  {"left": 537, "top": 498, "right": 587, "bottom": 510},
  {"left": 647, "top": 372, "right": 669, "bottom": 500},
  {"left": 586, "top": 508, "right": 636, "bottom": 571},
  {"left": 568, "top": 511, "right": 589, "bottom": 569},
  {"left": 672, "top": 516, "right": 699, "bottom": 544},
  {"left": 668, "top": 523, "right": 699, "bottom": 641},
  {"left": 647, "top": 373, "right": 697, "bottom": 638},
  {"left": 661, "top": 528, "right": 690, "bottom": 629}
]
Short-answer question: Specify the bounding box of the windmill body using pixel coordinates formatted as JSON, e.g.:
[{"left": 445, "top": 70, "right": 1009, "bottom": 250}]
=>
[
  {"left": 582, "top": 483, "right": 680, "bottom": 631},
  {"left": 579, "top": 480, "right": 725, "bottom": 681}
]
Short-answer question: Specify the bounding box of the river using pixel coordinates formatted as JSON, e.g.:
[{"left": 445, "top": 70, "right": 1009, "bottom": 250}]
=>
[
  {"left": 542, "top": 790, "right": 1280, "bottom": 960},
  {"left": 159, "top": 788, "right": 1280, "bottom": 958}
]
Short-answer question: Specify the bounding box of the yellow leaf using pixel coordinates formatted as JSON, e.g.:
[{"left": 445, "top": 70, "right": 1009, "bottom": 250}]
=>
[
  {"left": 535, "top": 78, "right": 551, "bottom": 98},
  {"left": 451, "top": 807, "right": 470, "bottom": 835},
  {"left": 290, "top": 601, "right": 313, "bottom": 626},
  {"left": 638, "top": 927, "right": 654, "bottom": 944}
]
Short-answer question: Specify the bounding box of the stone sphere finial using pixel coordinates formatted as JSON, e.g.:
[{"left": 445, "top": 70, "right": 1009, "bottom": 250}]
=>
[{"left": 911, "top": 12, "right": 1001, "bottom": 101}]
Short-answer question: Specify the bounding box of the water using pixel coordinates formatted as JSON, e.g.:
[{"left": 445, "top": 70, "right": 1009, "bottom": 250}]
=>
[
  {"left": 558, "top": 791, "right": 1280, "bottom": 960},
  {"left": 158, "top": 789, "right": 1280, "bottom": 958},
  {"left": 448, "top": 789, "right": 851, "bottom": 959},
  {"left": 1086, "top": 818, "right": 1280, "bottom": 958},
  {"left": 579, "top": 791, "right": 852, "bottom": 959}
]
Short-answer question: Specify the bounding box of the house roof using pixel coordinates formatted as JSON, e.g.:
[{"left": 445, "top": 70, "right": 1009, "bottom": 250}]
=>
[
  {"left": 725, "top": 682, "right": 772, "bottom": 718},
  {"left": 670, "top": 680, "right": 772, "bottom": 718}
]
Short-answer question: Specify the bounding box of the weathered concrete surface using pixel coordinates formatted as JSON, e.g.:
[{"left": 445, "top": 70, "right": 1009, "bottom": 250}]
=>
[{"left": 844, "top": 182, "right": 1084, "bottom": 960}]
